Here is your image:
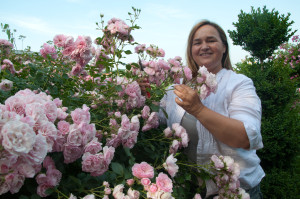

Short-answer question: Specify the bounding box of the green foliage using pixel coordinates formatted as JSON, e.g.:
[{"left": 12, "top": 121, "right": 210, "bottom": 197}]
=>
[
  {"left": 260, "top": 167, "right": 300, "bottom": 199},
  {"left": 236, "top": 53, "right": 300, "bottom": 198},
  {"left": 228, "top": 6, "right": 296, "bottom": 63}
]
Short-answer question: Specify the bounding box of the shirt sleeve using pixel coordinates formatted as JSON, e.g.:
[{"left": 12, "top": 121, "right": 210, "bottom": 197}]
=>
[
  {"left": 228, "top": 75, "right": 263, "bottom": 150},
  {"left": 158, "top": 93, "right": 168, "bottom": 125}
]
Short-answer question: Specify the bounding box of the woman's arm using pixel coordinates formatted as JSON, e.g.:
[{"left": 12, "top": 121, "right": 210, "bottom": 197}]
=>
[{"left": 174, "top": 84, "right": 250, "bottom": 149}]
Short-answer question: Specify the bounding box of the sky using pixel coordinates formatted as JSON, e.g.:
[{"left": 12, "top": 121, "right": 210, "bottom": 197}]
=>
[{"left": 1, "top": 0, "right": 299, "bottom": 67}]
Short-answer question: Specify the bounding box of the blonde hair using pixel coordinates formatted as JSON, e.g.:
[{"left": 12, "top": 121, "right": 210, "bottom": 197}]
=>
[{"left": 186, "top": 20, "right": 233, "bottom": 77}]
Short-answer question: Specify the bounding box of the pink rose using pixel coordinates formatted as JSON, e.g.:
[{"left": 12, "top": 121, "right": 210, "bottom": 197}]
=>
[
  {"left": 1, "top": 120, "right": 36, "bottom": 155},
  {"left": 184, "top": 66, "right": 192, "bottom": 81},
  {"left": 211, "top": 155, "right": 224, "bottom": 169},
  {"left": 156, "top": 172, "right": 173, "bottom": 193},
  {"left": 127, "top": 188, "right": 140, "bottom": 199},
  {"left": 163, "top": 154, "right": 179, "bottom": 178},
  {"left": 126, "top": 179, "right": 134, "bottom": 186},
  {"left": 5, "top": 173, "right": 25, "bottom": 194},
  {"left": 57, "top": 120, "right": 70, "bottom": 135},
  {"left": 193, "top": 193, "right": 202, "bottom": 199},
  {"left": 132, "top": 162, "right": 154, "bottom": 179},
  {"left": 163, "top": 127, "right": 173, "bottom": 138},
  {"left": 84, "top": 138, "right": 102, "bottom": 154},
  {"left": 141, "top": 105, "right": 150, "bottom": 119},
  {"left": 141, "top": 178, "right": 151, "bottom": 186}
]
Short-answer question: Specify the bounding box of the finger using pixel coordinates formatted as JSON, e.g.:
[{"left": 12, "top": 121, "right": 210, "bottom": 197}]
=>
[{"left": 175, "top": 97, "right": 184, "bottom": 107}]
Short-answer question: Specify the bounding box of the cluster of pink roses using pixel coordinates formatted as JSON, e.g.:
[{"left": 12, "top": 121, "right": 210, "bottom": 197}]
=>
[
  {"left": 132, "top": 162, "right": 174, "bottom": 199},
  {"left": 36, "top": 156, "right": 62, "bottom": 197},
  {"left": 0, "top": 39, "right": 13, "bottom": 55},
  {"left": 141, "top": 105, "right": 159, "bottom": 132},
  {"left": 0, "top": 89, "right": 105, "bottom": 197},
  {"left": 115, "top": 77, "right": 146, "bottom": 110},
  {"left": 278, "top": 35, "right": 300, "bottom": 68},
  {"left": 105, "top": 113, "right": 139, "bottom": 149},
  {"left": 53, "top": 34, "right": 94, "bottom": 76},
  {"left": 210, "top": 155, "right": 250, "bottom": 199},
  {"left": 1, "top": 59, "right": 16, "bottom": 74},
  {"left": 186, "top": 66, "right": 218, "bottom": 100},
  {"left": 40, "top": 43, "right": 58, "bottom": 60},
  {"left": 163, "top": 123, "right": 189, "bottom": 154},
  {"left": 97, "top": 18, "right": 133, "bottom": 55}
]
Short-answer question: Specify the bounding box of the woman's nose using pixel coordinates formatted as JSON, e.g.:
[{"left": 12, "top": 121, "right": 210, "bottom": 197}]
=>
[{"left": 201, "top": 42, "right": 209, "bottom": 51}]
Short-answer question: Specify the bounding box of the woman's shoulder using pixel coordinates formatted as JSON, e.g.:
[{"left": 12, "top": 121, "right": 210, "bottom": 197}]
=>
[{"left": 225, "top": 69, "right": 253, "bottom": 84}]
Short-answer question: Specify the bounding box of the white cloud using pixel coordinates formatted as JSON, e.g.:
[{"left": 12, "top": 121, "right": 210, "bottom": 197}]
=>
[
  {"left": 8, "top": 16, "right": 59, "bottom": 36},
  {"left": 144, "top": 3, "right": 192, "bottom": 20}
]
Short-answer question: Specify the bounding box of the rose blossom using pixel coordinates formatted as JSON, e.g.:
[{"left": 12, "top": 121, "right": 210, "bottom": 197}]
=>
[
  {"left": 0, "top": 79, "right": 13, "bottom": 91},
  {"left": 163, "top": 154, "right": 179, "bottom": 178},
  {"left": 1, "top": 120, "right": 36, "bottom": 155},
  {"left": 132, "top": 162, "right": 154, "bottom": 179},
  {"left": 127, "top": 188, "right": 140, "bottom": 199},
  {"left": 193, "top": 193, "right": 202, "bottom": 199},
  {"left": 126, "top": 179, "right": 134, "bottom": 186},
  {"left": 141, "top": 178, "right": 151, "bottom": 186},
  {"left": 156, "top": 172, "right": 173, "bottom": 193}
]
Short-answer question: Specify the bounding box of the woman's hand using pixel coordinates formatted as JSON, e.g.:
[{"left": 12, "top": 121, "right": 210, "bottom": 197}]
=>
[{"left": 173, "top": 84, "right": 204, "bottom": 116}]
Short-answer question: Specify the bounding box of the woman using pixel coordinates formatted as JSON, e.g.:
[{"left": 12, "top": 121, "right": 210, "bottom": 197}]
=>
[{"left": 159, "top": 20, "right": 264, "bottom": 198}]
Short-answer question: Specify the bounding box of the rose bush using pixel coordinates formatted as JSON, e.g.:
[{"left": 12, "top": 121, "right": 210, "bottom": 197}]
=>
[{"left": 0, "top": 8, "right": 249, "bottom": 199}]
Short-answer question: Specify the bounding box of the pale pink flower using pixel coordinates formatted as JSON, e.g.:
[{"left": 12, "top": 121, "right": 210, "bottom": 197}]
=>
[
  {"left": 169, "top": 140, "right": 180, "bottom": 154},
  {"left": 46, "top": 168, "right": 62, "bottom": 186},
  {"left": 132, "top": 162, "right": 154, "bottom": 179},
  {"left": 156, "top": 172, "right": 173, "bottom": 193},
  {"left": 141, "top": 178, "right": 151, "bottom": 186},
  {"left": 141, "top": 105, "right": 151, "bottom": 119},
  {"left": 5, "top": 173, "right": 25, "bottom": 194},
  {"left": 57, "top": 108, "right": 68, "bottom": 120},
  {"left": 0, "top": 79, "right": 13, "bottom": 91},
  {"left": 172, "top": 123, "right": 186, "bottom": 138},
  {"left": 63, "top": 144, "right": 83, "bottom": 164},
  {"left": 149, "top": 183, "right": 158, "bottom": 193},
  {"left": 82, "top": 194, "right": 95, "bottom": 199},
  {"left": 126, "top": 179, "right": 134, "bottom": 186},
  {"left": 1, "top": 120, "right": 36, "bottom": 155},
  {"left": 57, "top": 120, "right": 70, "bottom": 135},
  {"left": 163, "top": 154, "right": 179, "bottom": 178},
  {"left": 163, "top": 127, "right": 173, "bottom": 138},
  {"left": 53, "top": 98, "right": 62, "bottom": 107},
  {"left": 84, "top": 138, "right": 102, "bottom": 154},
  {"left": 37, "top": 183, "right": 53, "bottom": 197},
  {"left": 24, "top": 133, "right": 48, "bottom": 165},
  {"left": 113, "top": 184, "right": 125, "bottom": 198},
  {"left": 184, "top": 66, "right": 192, "bottom": 81},
  {"left": 211, "top": 155, "right": 224, "bottom": 169},
  {"left": 44, "top": 101, "right": 58, "bottom": 122},
  {"left": 40, "top": 43, "right": 58, "bottom": 59},
  {"left": 193, "top": 193, "right": 202, "bottom": 199},
  {"left": 200, "top": 84, "right": 209, "bottom": 100},
  {"left": 71, "top": 104, "right": 90, "bottom": 125},
  {"left": 127, "top": 188, "right": 140, "bottom": 199},
  {"left": 238, "top": 188, "right": 250, "bottom": 199},
  {"left": 130, "top": 115, "right": 140, "bottom": 132},
  {"left": 53, "top": 34, "right": 67, "bottom": 47},
  {"left": 142, "top": 112, "right": 159, "bottom": 132},
  {"left": 104, "top": 187, "right": 111, "bottom": 195},
  {"left": 134, "top": 44, "right": 146, "bottom": 53}
]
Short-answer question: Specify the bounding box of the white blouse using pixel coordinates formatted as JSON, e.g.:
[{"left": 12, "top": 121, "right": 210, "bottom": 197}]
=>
[{"left": 159, "top": 68, "right": 265, "bottom": 195}]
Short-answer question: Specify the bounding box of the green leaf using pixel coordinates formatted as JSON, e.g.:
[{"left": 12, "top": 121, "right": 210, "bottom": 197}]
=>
[
  {"left": 111, "top": 162, "right": 124, "bottom": 176},
  {"left": 150, "top": 103, "right": 160, "bottom": 112},
  {"left": 124, "top": 50, "right": 132, "bottom": 55},
  {"left": 115, "top": 85, "right": 123, "bottom": 92}
]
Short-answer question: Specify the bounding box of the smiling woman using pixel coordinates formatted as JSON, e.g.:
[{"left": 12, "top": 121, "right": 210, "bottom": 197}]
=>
[{"left": 159, "top": 20, "right": 264, "bottom": 199}]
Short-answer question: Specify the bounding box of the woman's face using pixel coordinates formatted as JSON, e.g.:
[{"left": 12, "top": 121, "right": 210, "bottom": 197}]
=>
[{"left": 191, "top": 25, "right": 226, "bottom": 74}]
